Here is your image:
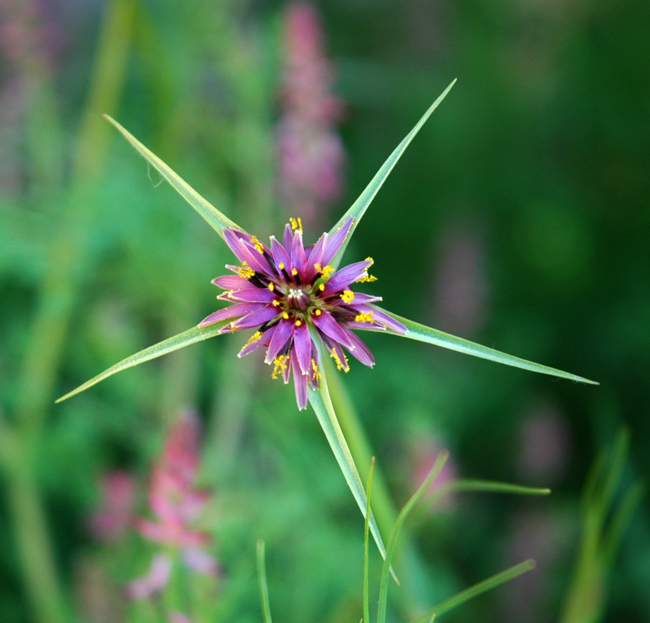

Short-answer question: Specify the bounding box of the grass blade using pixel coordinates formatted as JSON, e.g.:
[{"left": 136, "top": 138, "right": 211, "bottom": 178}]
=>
[
  {"left": 381, "top": 310, "right": 598, "bottom": 385},
  {"left": 257, "top": 540, "right": 273, "bottom": 623},
  {"left": 328, "top": 80, "right": 456, "bottom": 268},
  {"left": 377, "top": 451, "right": 449, "bottom": 623},
  {"left": 56, "top": 322, "right": 226, "bottom": 403},
  {"left": 363, "top": 458, "right": 376, "bottom": 623},
  {"left": 104, "top": 115, "right": 244, "bottom": 238},
  {"left": 408, "top": 560, "right": 536, "bottom": 623}
]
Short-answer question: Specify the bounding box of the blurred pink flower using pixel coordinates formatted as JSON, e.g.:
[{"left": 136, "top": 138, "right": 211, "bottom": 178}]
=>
[
  {"left": 276, "top": 2, "right": 345, "bottom": 228},
  {"left": 89, "top": 471, "right": 135, "bottom": 544},
  {"left": 135, "top": 410, "right": 211, "bottom": 548},
  {"left": 126, "top": 410, "right": 220, "bottom": 601},
  {"left": 169, "top": 613, "right": 192, "bottom": 623},
  {"left": 409, "top": 433, "right": 459, "bottom": 510},
  {"left": 517, "top": 400, "right": 571, "bottom": 484}
]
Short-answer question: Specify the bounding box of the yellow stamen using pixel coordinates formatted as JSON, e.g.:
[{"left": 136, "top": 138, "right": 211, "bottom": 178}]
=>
[
  {"left": 340, "top": 290, "right": 355, "bottom": 304},
  {"left": 318, "top": 284, "right": 325, "bottom": 291},
  {"left": 311, "top": 358, "right": 321, "bottom": 383},
  {"left": 272, "top": 300, "right": 281, "bottom": 307},
  {"left": 269, "top": 283, "right": 275, "bottom": 291},
  {"left": 321, "top": 265, "right": 334, "bottom": 278},
  {"left": 236, "top": 262, "right": 255, "bottom": 279},
  {"left": 354, "top": 311, "right": 375, "bottom": 324},
  {"left": 292, "top": 268, "right": 298, "bottom": 276},
  {"left": 279, "top": 262, "right": 285, "bottom": 270},
  {"left": 295, "top": 320, "right": 302, "bottom": 327},
  {"left": 290, "top": 217, "right": 303, "bottom": 232},
  {"left": 356, "top": 274, "right": 377, "bottom": 283},
  {"left": 239, "top": 331, "right": 262, "bottom": 354},
  {"left": 330, "top": 349, "right": 349, "bottom": 372},
  {"left": 282, "top": 311, "right": 290, "bottom": 320},
  {"left": 250, "top": 235, "right": 264, "bottom": 253},
  {"left": 272, "top": 354, "right": 289, "bottom": 380},
  {"left": 314, "top": 263, "right": 322, "bottom": 272},
  {"left": 314, "top": 309, "right": 322, "bottom": 316}
]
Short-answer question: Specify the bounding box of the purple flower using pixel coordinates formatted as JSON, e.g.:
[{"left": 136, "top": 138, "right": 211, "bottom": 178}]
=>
[{"left": 198, "top": 217, "right": 406, "bottom": 409}]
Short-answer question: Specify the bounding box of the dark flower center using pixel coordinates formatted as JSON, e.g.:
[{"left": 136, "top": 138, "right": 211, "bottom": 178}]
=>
[{"left": 286, "top": 287, "right": 311, "bottom": 312}]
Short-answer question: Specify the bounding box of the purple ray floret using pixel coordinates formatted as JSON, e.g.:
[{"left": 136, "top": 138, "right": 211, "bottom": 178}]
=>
[{"left": 199, "top": 217, "right": 406, "bottom": 410}]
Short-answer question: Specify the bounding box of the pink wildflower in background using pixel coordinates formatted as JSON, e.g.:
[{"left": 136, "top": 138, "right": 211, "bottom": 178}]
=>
[
  {"left": 89, "top": 471, "right": 135, "bottom": 544},
  {"left": 409, "top": 433, "right": 458, "bottom": 510},
  {"left": 126, "top": 410, "right": 220, "bottom": 600},
  {"left": 276, "top": 2, "right": 345, "bottom": 228}
]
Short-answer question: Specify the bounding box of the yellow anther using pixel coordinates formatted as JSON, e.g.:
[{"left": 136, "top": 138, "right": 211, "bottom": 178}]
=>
[
  {"left": 330, "top": 350, "right": 349, "bottom": 372},
  {"left": 311, "top": 358, "right": 321, "bottom": 383},
  {"left": 365, "top": 257, "right": 374, "bottom": 267},
  {"left": 240, "top": 331, "right": 262, "bottom": 353},
  {"left": 321, "top": 265, "right": 334, "bottom": 278},
  {"left": 279, "top": 262, "right": 285, "bottom": 270},
  {"left": 314, "top": 309, "right": 322, "bottom": 316},
  {"left": 290, "top": 217, "right": 303, "bottom": 232},
  {"left": 295, "top": 320, "right": 302, "bottom": 327},
  {"left": 282, "top": 311, "right": 290, "bottom": 320},
  {"left": 356, "top": 274, "right": 377, "bottom": 284},
  {"left": 314, "top": 263, "right": 322, "bottom": 272},
  {"left": 318, "top": 284, "right": 325, "bottom": 291},
  {"left": 236, "top": 262, "right": 255, "bottom": 279},
  {"left": 354, "top": 311, "right": 375, "bottom": 324},
  {"left": 269, "top": 283, "right": 275, "bottom": 291},
  {"left": 272, "top": 300, "right": 281, "bottom": 307},
  {"left": 340, "top": 290, "right": 355, "bottom": 304},
  {"left": 250, "top": 235, "right": 264, "bottom": 253},
  {"left": 292, "top": 268, "right": 298, "bottom": 276},
  {"left": 272, "top": 354, "right": 289, "bottom": 380}
]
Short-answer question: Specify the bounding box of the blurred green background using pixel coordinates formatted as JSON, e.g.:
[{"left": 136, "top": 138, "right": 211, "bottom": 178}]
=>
[{"left": 1, "top": 0, "right": 649, "bottom": 622}]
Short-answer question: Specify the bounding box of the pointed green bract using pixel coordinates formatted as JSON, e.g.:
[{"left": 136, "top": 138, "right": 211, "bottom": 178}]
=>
[
  {"left": 104, "top": 115, "right": 245, "bottom": 238},
  {"left": 327, "top": 80, "right": 456, "bottom": 268},
  {"left": 380, "top": 309, "right": 598, "bottom": 385},
  {"left": 56, "top": 323, "right": 227, "bottom": 403},
  {"left": 308, "top": 338, "right": 392, "bottom": 577}
]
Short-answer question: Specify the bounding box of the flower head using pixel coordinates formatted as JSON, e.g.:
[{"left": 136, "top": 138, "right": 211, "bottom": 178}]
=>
[{"left": 199, "top": 217, "right": 406, "bottom": 409}]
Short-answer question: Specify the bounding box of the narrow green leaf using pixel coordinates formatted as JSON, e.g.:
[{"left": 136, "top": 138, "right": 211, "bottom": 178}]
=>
[
  {"left": 328, "top": 80, "right": 456, "bottom": 268},
  {"left": 408, "top": 560, "right": 536, "bottom": 623},
  {"left": 257, "top": 540, "right": 273, "bottom": 623},
  {"left": 381, "top": 310, "right": 598, "bottom": 385},
  {"left": 104, "top": 115, "right": 244, "bottom": 238},
  {"left": 447, "top": 480, "right": 550, "bottom": 496},
  {"left": 363, "top": 458, "right": 375, "bottom": 623},
  {"left": 308, "top": 339, "right": 393, "bottom": 578},
  {"left": 378, "top": 450, "right": 449, "bottom": 623},
  {"left": 56, "top": 323, "right": 226, "bottom": 403}
]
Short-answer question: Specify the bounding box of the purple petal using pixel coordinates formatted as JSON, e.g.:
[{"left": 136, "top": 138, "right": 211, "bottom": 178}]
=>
[
  {"left": 311, "top": 310, "right": 354, "bottom": 348},
  {"left": 322, "top": 218, "right": 354, "bottom": 265},
  {"left": 366, "top": 306, "right": 408, "bottom": 334},
  {"left": 212, "top": 275, "right": 251, "bottom": 290},
  {"left": 292, "top": 350, "right": 309, "bottom": 410},
  {"left": 199, "top": 303, "right": 260, "bottom": 328},
  {"left": 341, "top": 328, "right": 375, "bottom": 368},
  {"left": 264, "top": 318, "right": 295, "bottom": 363},
  {"left": 238, "top": 328, "right": 271, "bottom": 358},
  {"left": 322, "top": 259, "right": 373, "bottom": 295},
  {"left": 290, "top": 229, "right": 309, "bottom": 277},
  {"left": 223, "top": 229, "right": 270, "bottom": 275},
  {"left": 326, "top": 339, "right": 350, "bottom": 372},
  {"left": 345, "top": 292, "right": 382, "bottom": 305},
  {"left": 283, "top": 223, "right": 293, "bottom": 252},
  {"left": 230, "top": 305, "right": 280, "bottom": 331},
  {"left": 223, "top": 288, "right": 276, "bottom": 303},
  {"left": 270, "top": 236, "right": 291, "bottom": 273},
  {"left": 293, "top": 321, "right": 312, "bottom": 375}
]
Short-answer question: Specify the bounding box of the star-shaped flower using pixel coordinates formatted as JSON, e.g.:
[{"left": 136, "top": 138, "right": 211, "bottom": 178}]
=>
[{"left": 57, "top": 81, "right": 595, "bottom": 566}]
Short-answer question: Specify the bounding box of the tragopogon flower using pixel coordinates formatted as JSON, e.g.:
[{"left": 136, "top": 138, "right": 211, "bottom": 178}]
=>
[{"left": 198, "top": 217, "right": 405, "bottom": 409}]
